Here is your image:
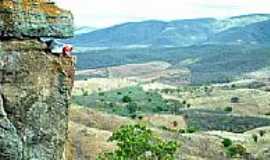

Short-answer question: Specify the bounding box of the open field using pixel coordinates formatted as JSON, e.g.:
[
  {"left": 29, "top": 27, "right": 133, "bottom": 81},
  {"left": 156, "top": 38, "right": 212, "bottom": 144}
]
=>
[
  {"left": 69, "top": 60, "right": 270, "bottom": 160},
  {"left": 75, "top": 61, "right": 191, "bottom": 84},
  {"left": 67, "top": 106, "right": 270, "bottom": 160}
]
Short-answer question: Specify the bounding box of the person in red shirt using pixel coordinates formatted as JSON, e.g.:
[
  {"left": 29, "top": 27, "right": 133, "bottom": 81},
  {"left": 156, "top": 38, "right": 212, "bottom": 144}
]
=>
[{"left": 62, "top": 44, "right": 73, "bottom": 57}]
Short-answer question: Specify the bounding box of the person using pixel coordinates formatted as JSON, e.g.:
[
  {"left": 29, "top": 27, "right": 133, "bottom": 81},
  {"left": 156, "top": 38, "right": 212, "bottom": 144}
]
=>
[{"left": 62, "top": 44, "right": 73, "bottom": 57}]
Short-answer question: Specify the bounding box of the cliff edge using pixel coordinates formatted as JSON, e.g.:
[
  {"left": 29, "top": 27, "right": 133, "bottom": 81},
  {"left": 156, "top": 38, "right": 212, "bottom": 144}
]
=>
[{"left": 0, "top": 1, "right": 74, "bottom": 160}]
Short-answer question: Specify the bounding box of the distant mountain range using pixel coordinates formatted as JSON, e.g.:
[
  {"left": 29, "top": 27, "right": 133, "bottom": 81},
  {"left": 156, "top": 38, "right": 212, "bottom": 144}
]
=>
[
  {"left": 74, "top": 26, "right": 97, "bottom": 35},
  {"left": 68, "top": 14, "right": 270, "bottom": 47}
]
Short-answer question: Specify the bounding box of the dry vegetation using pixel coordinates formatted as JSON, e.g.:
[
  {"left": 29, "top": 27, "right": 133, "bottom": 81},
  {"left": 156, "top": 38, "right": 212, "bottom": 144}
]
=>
[{"left": 68, "top": 61, "right": 270, "bottom": 160}]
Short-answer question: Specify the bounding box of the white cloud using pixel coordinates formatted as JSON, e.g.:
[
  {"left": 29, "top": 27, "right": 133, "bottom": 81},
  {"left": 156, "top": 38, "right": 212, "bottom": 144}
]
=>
[{"left": 54, "top": 0, "right": 270, "bottom": 27}]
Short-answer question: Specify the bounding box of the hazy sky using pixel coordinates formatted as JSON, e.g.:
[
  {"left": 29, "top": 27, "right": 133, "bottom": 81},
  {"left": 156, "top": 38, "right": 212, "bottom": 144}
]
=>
[{"left": 54, "top": 0, "right": 270, "bottom": 28}]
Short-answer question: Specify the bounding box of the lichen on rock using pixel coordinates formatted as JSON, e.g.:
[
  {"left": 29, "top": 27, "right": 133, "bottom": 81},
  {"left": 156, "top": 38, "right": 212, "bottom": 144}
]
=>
[
  {"left": 0, "top": 0, "right": 73, "bottom": 38},
  {"left": 0, "top": 1, "right": 75, "bottom": 160}
]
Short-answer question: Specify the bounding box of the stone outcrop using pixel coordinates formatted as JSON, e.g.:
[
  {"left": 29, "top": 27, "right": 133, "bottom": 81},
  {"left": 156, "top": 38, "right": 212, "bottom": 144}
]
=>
[
  {"left": 0, "top": 0, "right": 73, "bottom": 38},
  {"left": 0, "top": 1, "right": 74, "bottom": 160}
]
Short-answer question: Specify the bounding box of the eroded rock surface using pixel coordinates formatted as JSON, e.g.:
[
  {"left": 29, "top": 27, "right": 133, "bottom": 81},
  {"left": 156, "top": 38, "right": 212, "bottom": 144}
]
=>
[
  {"left": 0, "top": 0, "right": 73, "bottom": 38},
  {"left": 0, "top": 39, "right": 75, "bottom": 160}
]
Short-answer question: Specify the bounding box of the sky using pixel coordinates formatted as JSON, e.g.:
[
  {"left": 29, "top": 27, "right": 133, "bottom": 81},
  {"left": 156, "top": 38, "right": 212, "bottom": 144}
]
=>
[{"left": 54, "top": 0, "right": 270, "bottom": 28}]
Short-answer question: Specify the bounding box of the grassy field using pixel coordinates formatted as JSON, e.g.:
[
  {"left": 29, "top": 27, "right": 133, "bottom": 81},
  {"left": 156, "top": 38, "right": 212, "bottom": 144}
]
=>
[
  {"left": 73, "top": 85, "right": 185, "bottom": 117},
  {"left": 70, "top": 61, "right": 270, "bottom": 159},
  {"left": 74, "top": 44, "right": 270, "bottom": 84}
]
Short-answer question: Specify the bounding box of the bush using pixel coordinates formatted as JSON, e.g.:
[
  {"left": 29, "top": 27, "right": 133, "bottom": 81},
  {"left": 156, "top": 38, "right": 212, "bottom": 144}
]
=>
[
  {"left": 186, "top": 125, "right": 199, "bottom": 133},
  {"left": 178, "top": 129, "right": 186, "bottom": 134},
  {"left": 122, "top": 95, "right": 132, "bottom": 103},
  {"left": 117, "top": 92, "right": 122, "bottom": 95},
  {"left": 224, "top": 107, "right": 233, "bottom": 112},
  {"left": 126, "top": 102, "right": 138, "bottom": 114},
  {"left": 222, "top": 138, "right": 232, "bottom": 147},
  {"left": 226, "top": 144, "right": 247, "bottom": 158},
  {"left": 252, "top": 134, "right": 258, "bottom": 143},
  {"left": 97, "top": 124, "right": 179, "bottom": 160},
  {"left": 138, "top": 115, "right": 144, "bottom": 120},
  {"left": 259, "top": 130, "right": 266, "bottom": 137},
  {"left": 231, "top": 97, "right": 239, "bottom": 103},
  {"left": 98, "top": 92, "right": 105, "bottom": 96},
  {"left": 173, "top": 121, "right": 178, "bottom": 127},
  {"left": 182, "top": 100, "right": 186, "bottom": 105},
  {"left": 82, "top": 90, "right": 88, "bottom": 96}
]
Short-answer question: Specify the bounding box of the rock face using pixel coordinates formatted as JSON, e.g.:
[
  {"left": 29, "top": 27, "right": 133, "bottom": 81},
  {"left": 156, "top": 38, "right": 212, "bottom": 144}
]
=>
[
  {"left": 0, "top": 1, "right": 74, "bottom": 160},
  {"left": 0, "top": 0, "right": 73, "bottom": 38}
]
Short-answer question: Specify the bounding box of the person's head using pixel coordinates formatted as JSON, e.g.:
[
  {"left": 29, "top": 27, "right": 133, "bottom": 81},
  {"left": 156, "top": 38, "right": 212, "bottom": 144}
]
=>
[{"left": 63, "top": 44, "right": 73, "bottom": 56}]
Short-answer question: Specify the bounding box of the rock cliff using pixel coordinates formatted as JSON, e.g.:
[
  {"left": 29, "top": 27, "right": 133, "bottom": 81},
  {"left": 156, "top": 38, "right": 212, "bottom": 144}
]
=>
[
  {"left": 0, "top": 1, "right": 74, "bottom": 160},
  {"left": 0, "top": 0, "right": 73, "bottom": 38}
]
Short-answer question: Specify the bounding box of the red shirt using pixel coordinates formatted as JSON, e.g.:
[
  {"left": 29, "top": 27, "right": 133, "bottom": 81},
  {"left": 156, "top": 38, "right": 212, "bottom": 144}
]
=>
[{"left": 62, "top": 45, "right": 73, "bottom": 57}]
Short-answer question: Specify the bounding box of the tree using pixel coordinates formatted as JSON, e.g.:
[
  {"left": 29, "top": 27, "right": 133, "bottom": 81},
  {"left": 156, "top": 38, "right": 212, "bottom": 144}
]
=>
[
  {"left": 222, "top": 138, "right": 232, "bottom": 147},
  {"left": 224, "top": 106, "right": 233, "bottom": 112},
  {"left": 122, "top": 95, "right": 132, "bottom": 103},
  {"left": 97, "top": 124, "right": 179, "bottom": 160},
  {"left": 231, "top": 97, "right": 239, "bottom": 103},
  {"left": 126, "top": 102, "right": 138, "bottom": 114},
  {"left": 252, "top": 134, "right": 258, "bottom": 143}
]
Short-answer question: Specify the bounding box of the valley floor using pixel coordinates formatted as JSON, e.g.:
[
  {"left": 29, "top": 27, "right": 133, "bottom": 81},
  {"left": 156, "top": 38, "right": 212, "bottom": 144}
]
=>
[{"left": 67, "top": 61, "right": 270, "bottom": 160}]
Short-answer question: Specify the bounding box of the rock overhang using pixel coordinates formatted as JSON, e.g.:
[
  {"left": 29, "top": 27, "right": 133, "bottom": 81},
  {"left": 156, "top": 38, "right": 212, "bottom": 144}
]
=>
[{"left": 0, "top": 0, "right": 74, "bottom": 38}]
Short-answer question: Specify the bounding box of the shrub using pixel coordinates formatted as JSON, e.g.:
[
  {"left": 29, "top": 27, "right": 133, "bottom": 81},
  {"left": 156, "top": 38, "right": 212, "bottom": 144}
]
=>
[
  {"left": 82, "top": 90, "right": 88, "bottom": 96},
  {"left": 259, "top": 130, "right": 266, "bottom": 137},
  {"left": 226, "top": 145, "right": 238, "bottom": 157},
  {"left": 97, "top": 124, "right": 179, "bottom": 160},
  {"left": 182, "top": 100, "right": 186, "bottom": 105},
  {"left": 186, "top": 125, "right": 199, "bottom": 133},
  {"left": 178, "top": 129, "right": 186, "bottom": 134},
  {"left": 98, "top": 92, "right": 105, "bottom": 96},
  {"left": 108, "top": 102, "right": 115, "bottom": 108},
  {"left": 173, "top": 121, "right": 178, "bottom": 127},
  {"left": 130, "top": 114, "right": 137, "bottom": 119},
  {"left": 126, "top": 102, "right": 138, "bottom": 114},
  {"left": 222, "top": 138, "right": 233, "bottom": 147},
  {"left": 252, "top": 134, "right": 258, "bottom": 143},
  {"left": 155, "top": 106, "right": 165, "bottom": 112},
  {"left": 122, "top": 95, "right": 132, "bottom": 103},
  {"left": 224, "top": 107, "right": 233, "bottom": 112},
  {"left": 226, "top": 144, "right": 247, "bottom": 158},
  {"left": 231, "top": 97, "right": 239, "bottom": 103},
  {"left": 138, "top": 115, "right": 144, "bottom": 120},
  {"left": 117, "top": 92, "right": 122, "bottom": 95}
]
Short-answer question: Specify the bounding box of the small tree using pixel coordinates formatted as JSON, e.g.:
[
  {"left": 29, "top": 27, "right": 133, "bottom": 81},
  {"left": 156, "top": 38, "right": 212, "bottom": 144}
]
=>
[
  {"left": 259, "top": 130, "right": 266, "bottom": 137},
  {"left": 122, "top": 95, "right": 132, "bottom": 103},
  {"left": 186, "top": 124, "right": 199, "bottom": 133},
  {"left": 126, "top": 102, "right": 138, "bottom": 114},
  {"left": 222, "top": 138, "right": 232, "bottom": 147},
  {"left": 252, "top": 134, "right": 258, "bottom": 143},
  {"left": 97, "top": 124, "right": 179, "bottom": 160},
  {"left": 226, "top": 144, "right": 247, "bottom": 158},
  {"left": 231, "top": 97, "right": 239, "bottom": 103},
  {"left": 224, "top": 107, "right": 233, "bottom": 112}
]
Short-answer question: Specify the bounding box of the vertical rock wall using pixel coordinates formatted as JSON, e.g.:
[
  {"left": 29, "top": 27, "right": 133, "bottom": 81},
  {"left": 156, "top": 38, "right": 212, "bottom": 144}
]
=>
[{"left": 0, "top": 40, "right": 75, "bottom": 160}]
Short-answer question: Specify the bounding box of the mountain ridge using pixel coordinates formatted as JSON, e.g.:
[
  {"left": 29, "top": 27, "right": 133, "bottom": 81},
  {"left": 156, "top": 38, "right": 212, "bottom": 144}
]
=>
[{"left": 67, "top": 14, "right": 270, "bottom": 47}]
